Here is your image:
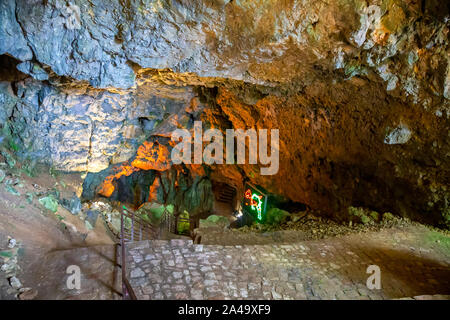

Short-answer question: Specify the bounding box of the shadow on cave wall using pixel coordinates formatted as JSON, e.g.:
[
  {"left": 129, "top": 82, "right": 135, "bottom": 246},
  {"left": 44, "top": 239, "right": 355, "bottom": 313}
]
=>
[{"left": 0, "top": 54, "right": 28, "bottom": 82}]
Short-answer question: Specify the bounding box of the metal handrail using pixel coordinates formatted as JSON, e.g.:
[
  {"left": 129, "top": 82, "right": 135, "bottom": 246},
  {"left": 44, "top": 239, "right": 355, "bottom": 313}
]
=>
[
  {"left": 118, "top": 205, "right": 159, "bottom": 300},
  {"left": 120, "top": 211, "right": 137, "bottom": 300}
]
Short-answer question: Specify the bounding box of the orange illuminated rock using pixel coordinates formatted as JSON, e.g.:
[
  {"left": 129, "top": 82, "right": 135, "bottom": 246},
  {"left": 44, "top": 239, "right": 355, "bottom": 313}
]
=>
[
  {"left": 97, "top": 177, "right": 115, "bottom": 198},
  {"left": 131, "top": 141, "right": 172, "bottom": 171},
  {"left": 97, "top": 141, "right": 172, "bottom": 198},
  {"left": 148, "top": 176, "right": 161, "bottom": 202},
  {"left": 187, "top": 164, "right": 206, "bottom": 177},
  {"left": 97, "top": 163, "right": 139, "bottom": 197}
]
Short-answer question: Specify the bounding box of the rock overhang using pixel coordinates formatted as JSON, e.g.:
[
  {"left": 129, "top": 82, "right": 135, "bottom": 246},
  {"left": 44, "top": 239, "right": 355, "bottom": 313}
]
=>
[{"left": 0, "top": 0, "right": 448, "bottom": 228}]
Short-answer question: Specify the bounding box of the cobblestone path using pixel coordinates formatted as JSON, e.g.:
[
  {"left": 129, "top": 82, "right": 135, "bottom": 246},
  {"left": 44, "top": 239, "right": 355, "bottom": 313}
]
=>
[{"left": 127, "top": 226, "right": 450, "bottom": 300}]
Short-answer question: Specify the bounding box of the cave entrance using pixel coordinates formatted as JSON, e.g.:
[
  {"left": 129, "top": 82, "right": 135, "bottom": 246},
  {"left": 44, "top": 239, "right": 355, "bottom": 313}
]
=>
[
  {"left": 211, "top": 181, "right": 237, "bottom": 218},
  {"left": 187, "top": 181, "right": 237, "bottom": 232},
  {"left": 114, "top": 170, "right": 155, "bottom": 210}
]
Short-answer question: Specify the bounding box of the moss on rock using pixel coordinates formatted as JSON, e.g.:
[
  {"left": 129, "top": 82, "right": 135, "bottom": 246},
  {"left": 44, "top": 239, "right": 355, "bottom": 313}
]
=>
[
  {"left": 266, "top": 208, "right": 290, "bottom": 225},
  {"left": 39, "top": 195, "right": 59, "bottom": 213}
]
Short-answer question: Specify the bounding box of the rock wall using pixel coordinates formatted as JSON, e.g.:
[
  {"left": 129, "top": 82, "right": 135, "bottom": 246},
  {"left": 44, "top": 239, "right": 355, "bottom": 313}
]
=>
[
  {"left": 0, "top": 0, "right": 448, "bottom": 104},
  {"left": 0, "top": 0, "right": 449, "bottom": 227},
  {"left": 0, "top": 70, "right": 197, "bottom": 172},
  {"left": 200, "top": 82, "right": 449, "bottom": 226}
]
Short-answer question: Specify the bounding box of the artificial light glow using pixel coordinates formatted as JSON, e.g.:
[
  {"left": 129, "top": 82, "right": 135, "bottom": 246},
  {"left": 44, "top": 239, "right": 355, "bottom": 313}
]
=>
[
  {"left": 244, "top": 188, "right": 263, "bottom": 221},
  {"left": 97, "top": 141, "right": 171, "bottom": 198}
]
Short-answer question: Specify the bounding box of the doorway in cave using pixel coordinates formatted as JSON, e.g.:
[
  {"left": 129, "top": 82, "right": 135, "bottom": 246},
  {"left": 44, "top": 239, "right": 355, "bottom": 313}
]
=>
[
  {"left": 184, "top": 181, "right": 237, "bottom": 236},
  {"left": 211, "top": 181, "right": 237, "bottom": 218}
]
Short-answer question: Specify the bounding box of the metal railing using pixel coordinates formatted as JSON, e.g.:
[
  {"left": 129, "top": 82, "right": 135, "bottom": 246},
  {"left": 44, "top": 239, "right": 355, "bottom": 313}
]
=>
[
  {"left": 118, "top": 206, "right": 160, "bottom": 300},
  {"left": 160, "top": 209, "right": 192, "bottom": 236},
  {"left": 160, "top": 207, "right": 176, "bottom": 234}
]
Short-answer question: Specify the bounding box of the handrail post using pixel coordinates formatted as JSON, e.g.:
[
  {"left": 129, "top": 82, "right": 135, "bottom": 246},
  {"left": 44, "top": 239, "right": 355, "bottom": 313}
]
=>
[
  {"left": 119, "top": 206, "right": 154, "bottom": 300},
  {"left": 131, "top": 210, "right": 135, "bottom": 242},
  {"left": 120, "top": 211, "right": 128, "bottom": 299}
]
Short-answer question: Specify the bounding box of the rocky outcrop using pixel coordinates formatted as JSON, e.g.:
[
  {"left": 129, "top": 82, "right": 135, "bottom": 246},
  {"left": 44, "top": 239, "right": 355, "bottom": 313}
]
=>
[
  {"left": 0, "top": 1, "right": 446, "bottom": 104},
  {"left": 0, "top": 72, "right": 198, "bottom": 172},
  {"left": 0, "top": 0, "right": 449, "bottom": 227},
  {"left": 1, "top": 79, "right": 135, "bottom": 171}
]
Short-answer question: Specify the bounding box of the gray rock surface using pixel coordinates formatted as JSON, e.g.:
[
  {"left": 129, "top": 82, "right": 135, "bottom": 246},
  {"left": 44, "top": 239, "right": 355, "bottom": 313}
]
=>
[
  {"left": 85, "top": 210, "right": 99, "bottom": 228},
  {"left": 0, "top": 0, "right": 446, "bottom": 106},
  {"left": 61, "top": 194, "right": 82, "bottom": 215},
  {"left": 384, "top": 123, "right": 412, "bottom": 145},
  {"left": 1, "top": 76, "right": 192, "bottom": 172},
  {"left": 0, "top": 0, "right": 33, "bottom": 61},
  {"left": 0, "top": 81, "right": 17, "bottom": 127}
]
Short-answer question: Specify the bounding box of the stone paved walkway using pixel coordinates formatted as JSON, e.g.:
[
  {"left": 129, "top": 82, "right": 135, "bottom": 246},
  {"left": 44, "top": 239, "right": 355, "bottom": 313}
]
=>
[
  {"left": 127, "top": 226, "right": 450, "bottom": 300},
  {"left": 4, "top": 225, "right": 448, "bottom": 300}
]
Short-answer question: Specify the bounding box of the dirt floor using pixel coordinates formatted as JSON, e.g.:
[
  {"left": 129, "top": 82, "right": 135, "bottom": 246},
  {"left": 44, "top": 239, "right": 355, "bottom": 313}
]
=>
[{"left": 0, "top": 162, "right": 114, "bottom": 299}]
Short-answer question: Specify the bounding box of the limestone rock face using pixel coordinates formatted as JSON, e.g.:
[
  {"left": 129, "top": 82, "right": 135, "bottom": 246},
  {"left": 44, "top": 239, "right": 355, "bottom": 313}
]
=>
[
  {"left": 2, "top": 79, "right": 134, "bottom": 172},
  {"left": 0, "top": 76, "right": 194, "bottom": 172},
  {"left": 0, "top": 81, "right": 17, "bottom": 125},
  {"left": 0, "top": 0, "right": 446, "bottom": 104},
  {"left": 0, "top": 0, "right": 449, "bottom": 227},
  {"left": 0, "top": 0, "right": 33, "bottom": 61}
]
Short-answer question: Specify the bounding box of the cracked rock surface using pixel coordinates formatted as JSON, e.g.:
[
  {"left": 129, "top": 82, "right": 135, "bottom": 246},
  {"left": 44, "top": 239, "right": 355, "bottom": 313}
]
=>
[{"left": 0, "top": 0, "right": 449, "bottom": 226}]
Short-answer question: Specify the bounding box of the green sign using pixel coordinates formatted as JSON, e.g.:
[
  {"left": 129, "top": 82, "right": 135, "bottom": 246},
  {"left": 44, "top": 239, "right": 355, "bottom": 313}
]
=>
[{"left": 242, "top": 183, "right": 268, "bottom": 222}]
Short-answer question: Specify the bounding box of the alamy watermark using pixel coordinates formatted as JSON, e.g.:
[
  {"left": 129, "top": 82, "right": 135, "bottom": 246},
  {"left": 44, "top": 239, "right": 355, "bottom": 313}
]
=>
[
  {"left": 66, "top": 265, "right": 81, "bottom": 290},
  {"left": 366, "top": 265, "right": 381, "bottom": 290},
  {"left": 171, "top": 121, "right": 279, "bottom": 175}
]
